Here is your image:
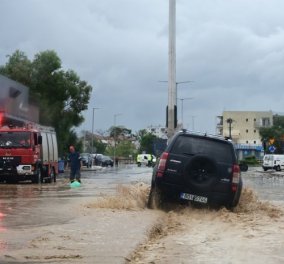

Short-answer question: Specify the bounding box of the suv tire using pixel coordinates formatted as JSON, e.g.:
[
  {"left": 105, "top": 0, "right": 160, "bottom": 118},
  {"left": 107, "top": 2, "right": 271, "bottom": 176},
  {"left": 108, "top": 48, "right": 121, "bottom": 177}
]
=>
[
  {"left": 227, "top": 179, "right": 243, "bottom": 209},
  {"left": 147, "top": 185, "right": 164, "bottom": 209}
]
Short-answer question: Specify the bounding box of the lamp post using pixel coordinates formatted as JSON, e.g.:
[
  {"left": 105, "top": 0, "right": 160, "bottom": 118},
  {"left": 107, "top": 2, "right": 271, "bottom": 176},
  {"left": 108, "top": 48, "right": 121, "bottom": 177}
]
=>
[
  {"left": 158, "top": 80, "right": 193, "bottom": 133},
  {"left": 91, "top": 107, "right": 100, "bottom": 154},
  {"left": 226, "top": 118, "right": 233, "bottom": 139},
  {"left": 113, "top": 113, "right": 122, "bottom": 166},
  {"left": 178, "top": 97, "right": 193, "bottom": 129}
]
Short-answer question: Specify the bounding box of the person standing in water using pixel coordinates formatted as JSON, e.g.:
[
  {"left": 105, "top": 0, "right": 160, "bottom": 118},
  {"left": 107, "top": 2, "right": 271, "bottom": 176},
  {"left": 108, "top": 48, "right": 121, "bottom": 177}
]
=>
[{"left": 68, "top": 145, "right": 81, "bottom": 183}]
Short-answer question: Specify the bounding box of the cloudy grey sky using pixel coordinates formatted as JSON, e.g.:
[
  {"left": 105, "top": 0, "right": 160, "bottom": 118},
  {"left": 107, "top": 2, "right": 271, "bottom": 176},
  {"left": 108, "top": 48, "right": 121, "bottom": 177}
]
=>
[{"left": 1, "top": 0, "right": 284, "bottom": 134}]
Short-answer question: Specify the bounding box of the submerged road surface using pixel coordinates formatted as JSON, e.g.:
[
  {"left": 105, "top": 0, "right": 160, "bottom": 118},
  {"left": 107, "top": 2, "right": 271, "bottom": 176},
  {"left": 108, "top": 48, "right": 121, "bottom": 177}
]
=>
[
  {"left": 0, "top": 164, "right": 283, "bottom": 263},
  {"left": 0, "top": 165, "right": 152, "bottom": 230}
]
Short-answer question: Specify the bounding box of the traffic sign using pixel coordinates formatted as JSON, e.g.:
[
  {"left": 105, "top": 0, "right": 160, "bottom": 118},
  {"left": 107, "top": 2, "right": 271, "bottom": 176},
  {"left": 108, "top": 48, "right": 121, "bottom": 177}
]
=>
[{"left": 269, "top": 145, "right": 276, "bottom": 153}]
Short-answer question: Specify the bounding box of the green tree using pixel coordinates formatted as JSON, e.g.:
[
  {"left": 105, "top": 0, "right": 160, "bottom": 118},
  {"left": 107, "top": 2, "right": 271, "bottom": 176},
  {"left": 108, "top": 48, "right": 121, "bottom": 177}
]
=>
[
  {"left": 109, "top": 126, "right": 132, "bottom": 138},
  {"left": 273, "top": 115, "right": 284, "bottom": 128},
  {"left": 106, "top": 140, "right": 137, "bottom": 158},
  {"left": 80, "top": 131, "right": 106, "bottom": 154},
  {"left": 259, "top": 115, "right": 284, "bottom": 154},
  {"left": 138, "top": 130, "right": 157, "bottom": 154},
  {"left": 137, "top": 129, "right": 147, "bottom": 139},
  {"left": 93, "top": 138, "right": 107, "bottom": 154},
  {"left": 0, "top": 50, "right": 32, "bottom": 86},
  {"left": 0, "top": 50, "right": 92, "bottom": 156}
]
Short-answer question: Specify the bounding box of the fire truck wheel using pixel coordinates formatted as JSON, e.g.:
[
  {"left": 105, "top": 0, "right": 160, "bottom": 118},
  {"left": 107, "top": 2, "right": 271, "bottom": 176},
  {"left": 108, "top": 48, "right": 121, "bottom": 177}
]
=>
[
  {"left": 32, "top": 167, "right": 43, "bottom": 184},
  {"left": 47, "top": 167, "right": 56, "bottom": 183},
  {"left": 52, "top": 168, "right": 56, "bottom": 182},
  {"left": 6, "top": 177, "right": 17, "bottom": 184}
]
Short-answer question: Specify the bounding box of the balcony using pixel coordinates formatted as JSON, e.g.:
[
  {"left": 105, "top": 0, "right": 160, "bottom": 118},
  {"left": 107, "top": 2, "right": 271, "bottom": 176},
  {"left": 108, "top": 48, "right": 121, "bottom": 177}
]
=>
[
  {"left": 216, "top": 123, "right": 223, "bottom": 129},
  {"left": 254, "top": 121, "right": 271, "bottom": 128}
]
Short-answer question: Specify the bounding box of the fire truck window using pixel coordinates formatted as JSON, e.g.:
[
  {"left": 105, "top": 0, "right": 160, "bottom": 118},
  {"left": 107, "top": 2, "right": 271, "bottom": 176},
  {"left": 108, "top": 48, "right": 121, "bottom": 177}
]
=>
[
  {"left": 18, "top": 133, "right": 31, "bottom": 147},
  {"left": 0, "top": 132, "right": 31, "bottom": 148}
]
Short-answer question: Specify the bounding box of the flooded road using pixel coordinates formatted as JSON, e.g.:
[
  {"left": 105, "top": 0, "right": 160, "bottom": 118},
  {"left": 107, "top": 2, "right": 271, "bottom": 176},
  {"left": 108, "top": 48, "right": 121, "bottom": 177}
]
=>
[
  {"left": 242, "top": 166, "right": 284, "bottom": 202},
  {"left": 0, "top": 165, "right": 152, "bottom": 230},
  {"left": 128, "top": 166, "right": 284, "bottom": 264},
  {"left": 0, "top": 165, "right": 157, "bottom": 264},
  {"left": 0, "top": 164, "right": 284, "bottom": 263},
  {"left": 1, "top": 165, "right": 283, "bottom": 231}
]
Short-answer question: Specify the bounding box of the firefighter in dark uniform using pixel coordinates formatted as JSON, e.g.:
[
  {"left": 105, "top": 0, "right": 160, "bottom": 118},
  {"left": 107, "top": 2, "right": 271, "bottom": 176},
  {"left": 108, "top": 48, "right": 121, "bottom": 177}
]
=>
[{"left": 68, "top": 145, "right": 81, "bottom": 183}]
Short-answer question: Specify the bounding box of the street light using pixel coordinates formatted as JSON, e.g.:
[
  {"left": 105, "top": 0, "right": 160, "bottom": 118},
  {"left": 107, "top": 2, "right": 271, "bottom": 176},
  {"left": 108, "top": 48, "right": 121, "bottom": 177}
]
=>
[
  {"left": 91, "top": 107, "right": 101, "bottom": 154},
  {"left": 113, "top": 113, "right": 122, "bottom": 166},
  {"left": 177, "top": 97, "right": 193, "bottom": 129},
  {"left": 158, "top": 80, "right": 193, "bottom": 133},
  {"left": 226, "top": 118, "right": 233, "bottom": 139}
]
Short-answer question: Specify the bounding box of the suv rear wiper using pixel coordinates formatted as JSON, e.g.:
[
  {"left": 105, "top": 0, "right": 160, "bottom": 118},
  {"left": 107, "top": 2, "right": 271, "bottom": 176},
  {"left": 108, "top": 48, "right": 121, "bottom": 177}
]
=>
[{"left": 183, "top": 152, "right": 196, "bottom": 156}]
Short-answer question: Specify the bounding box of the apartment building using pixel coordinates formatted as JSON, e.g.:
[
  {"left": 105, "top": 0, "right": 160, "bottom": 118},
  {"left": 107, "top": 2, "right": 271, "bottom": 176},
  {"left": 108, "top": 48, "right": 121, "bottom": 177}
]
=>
[{"left": 216, "top": 111, "right": 273, "bottom": 159}]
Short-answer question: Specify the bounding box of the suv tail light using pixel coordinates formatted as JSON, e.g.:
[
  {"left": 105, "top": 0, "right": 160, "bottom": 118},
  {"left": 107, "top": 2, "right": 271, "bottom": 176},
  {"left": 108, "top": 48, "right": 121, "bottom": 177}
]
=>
[
  {"left": 156, "top": 152, "right": 169, "bottom": 177},
  {"left": 232, "top": 164, "right": 240, "bottom": 192}
]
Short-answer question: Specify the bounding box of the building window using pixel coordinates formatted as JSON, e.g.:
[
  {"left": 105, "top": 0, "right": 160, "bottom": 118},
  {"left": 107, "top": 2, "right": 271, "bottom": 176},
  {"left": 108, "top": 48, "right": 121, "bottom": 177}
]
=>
[
  {"left": 246, "top": 141, "right": 249, "bottom": 144},
  {"left": 246, "top": 129, "right": 249, "bottom": 133},
  {"left": 261, "top": 118, "right": 271, "bottom": 127},
  {"left": 254, "top": 130, "right": 256, "bottom": 133},
  {"left": 246, "top": 118, "right": 248, "bottom": 122},
  {"left": 254, "top": 118, "right": 256, "bottom": 121},
  {"left": 254, "top": 141, "right": 256, "bottom": 144}
]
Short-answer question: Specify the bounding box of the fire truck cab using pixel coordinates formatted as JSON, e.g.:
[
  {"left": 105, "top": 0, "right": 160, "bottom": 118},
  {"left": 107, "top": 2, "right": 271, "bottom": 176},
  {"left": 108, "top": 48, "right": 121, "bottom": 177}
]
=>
[{"left": 0, "top": 123, "right": 58, "bottom": 183}]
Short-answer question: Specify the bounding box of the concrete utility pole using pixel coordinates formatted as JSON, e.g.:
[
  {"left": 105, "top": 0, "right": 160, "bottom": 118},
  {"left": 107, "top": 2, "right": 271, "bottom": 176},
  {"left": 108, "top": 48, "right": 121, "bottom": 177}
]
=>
[
  {"left": 167, "top": 0, "right": 176, "bottom": 138},
  {"left": 113, "top": 113, "right": 122, "bottom": 166},
  {"left": 91, "top": 107, "right": 100, "bottom": 154}
]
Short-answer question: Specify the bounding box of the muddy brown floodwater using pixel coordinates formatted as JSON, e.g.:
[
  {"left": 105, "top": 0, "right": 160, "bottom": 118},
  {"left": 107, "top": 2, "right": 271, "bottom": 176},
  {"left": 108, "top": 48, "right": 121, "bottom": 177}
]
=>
[{"left": 0, "top": 165, "right": 284, "bottom": 264}]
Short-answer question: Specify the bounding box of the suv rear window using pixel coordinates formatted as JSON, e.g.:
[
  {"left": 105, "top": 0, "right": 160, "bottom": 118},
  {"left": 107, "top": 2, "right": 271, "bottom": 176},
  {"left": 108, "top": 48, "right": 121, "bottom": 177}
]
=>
[{"left": 171, "top": 135, "right": 234, "bottom": 163}]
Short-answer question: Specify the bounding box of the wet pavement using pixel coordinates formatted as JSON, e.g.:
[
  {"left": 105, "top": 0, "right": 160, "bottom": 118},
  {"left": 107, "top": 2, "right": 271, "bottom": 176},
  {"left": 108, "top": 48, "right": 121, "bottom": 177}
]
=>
[
  {"left": 1, "top": 164, "right": 283, "bottom": 231},
  {"left": 0, "top": 164, "right": 284, "bottom": 263},
  {"left": 242, "top": 166, "right": 284, "bottom": 202},
  {"left": 0, "top": 164, "right": 157, "bottom": 263},
  {"left": 0, "top": 165, "right": 152, "bottom": 230}
]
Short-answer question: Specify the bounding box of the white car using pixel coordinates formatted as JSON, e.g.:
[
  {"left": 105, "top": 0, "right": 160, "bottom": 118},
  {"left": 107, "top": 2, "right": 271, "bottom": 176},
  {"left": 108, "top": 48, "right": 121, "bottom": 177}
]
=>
[{"left": 137, "top": 154, "right": 156, "bottom": 167}]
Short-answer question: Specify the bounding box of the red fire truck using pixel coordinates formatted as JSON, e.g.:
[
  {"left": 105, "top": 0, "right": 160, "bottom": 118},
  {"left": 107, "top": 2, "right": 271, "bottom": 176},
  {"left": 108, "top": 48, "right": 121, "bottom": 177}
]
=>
[{"left": 0, "top": 118, "right": 58, "bottom": 183}]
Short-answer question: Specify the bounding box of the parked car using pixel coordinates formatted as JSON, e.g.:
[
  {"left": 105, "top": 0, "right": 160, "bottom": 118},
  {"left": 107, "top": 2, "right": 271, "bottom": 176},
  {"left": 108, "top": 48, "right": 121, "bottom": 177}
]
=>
[
  {"left": 101, "top": 155, "right": 114, "bottom": 167},
  {"left": 93, "top": 154, "right": 113, "bottom": 167},
  {"left": 80, "top": 153, "right": 93, "bottom": 168},
  {"left": 148, "top": 130, "right": 243, "bottom": 209},
  {"left": 93, "top": 154, "right": 103, "bottom": 166}
]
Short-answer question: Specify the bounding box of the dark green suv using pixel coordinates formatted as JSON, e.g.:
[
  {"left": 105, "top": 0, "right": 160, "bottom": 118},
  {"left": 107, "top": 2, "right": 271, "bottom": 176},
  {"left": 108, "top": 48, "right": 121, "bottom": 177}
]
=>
[{"left": 148, "top": 131, "right": 243, "bottom": 209}]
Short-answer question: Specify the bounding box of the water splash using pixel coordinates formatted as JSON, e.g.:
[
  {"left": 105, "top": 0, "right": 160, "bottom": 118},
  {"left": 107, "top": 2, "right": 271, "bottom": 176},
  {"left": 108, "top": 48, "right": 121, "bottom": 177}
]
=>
[{"left": 88, "top": 182, "right": 150, "bottom": 210}]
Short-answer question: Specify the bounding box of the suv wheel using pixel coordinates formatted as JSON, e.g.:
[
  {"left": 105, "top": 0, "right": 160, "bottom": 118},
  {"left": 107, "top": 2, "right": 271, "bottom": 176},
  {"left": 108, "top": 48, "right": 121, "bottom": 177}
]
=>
[
  {"left": 184, "top": 155, "right": 218, "bottom": 192},
  {"left": 147, "top": 185, "right": 164, "bottom": 209},
  {"left": 227, "top": 179, "right": 243, "bottom": 209}
]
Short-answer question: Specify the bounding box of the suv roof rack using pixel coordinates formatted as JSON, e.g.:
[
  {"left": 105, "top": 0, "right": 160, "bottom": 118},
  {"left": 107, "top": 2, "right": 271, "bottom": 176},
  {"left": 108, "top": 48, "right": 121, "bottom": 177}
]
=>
[{"left": 179, "top": 129, "right": 228, "bottom": 141}]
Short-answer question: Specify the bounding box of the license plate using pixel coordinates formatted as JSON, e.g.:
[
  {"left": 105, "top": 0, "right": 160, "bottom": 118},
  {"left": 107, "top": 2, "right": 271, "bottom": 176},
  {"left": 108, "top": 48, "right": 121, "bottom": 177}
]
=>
[{"left": 180, "top": 193, "right": 208, "bottom": 204}]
